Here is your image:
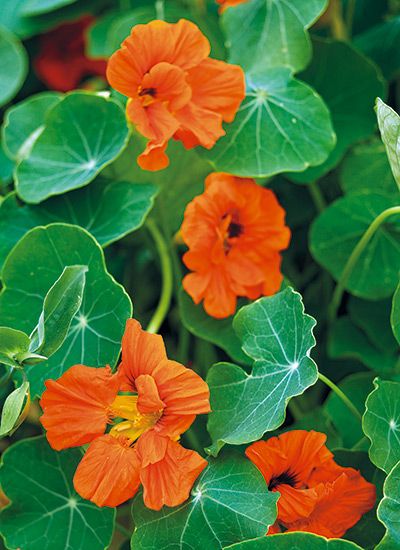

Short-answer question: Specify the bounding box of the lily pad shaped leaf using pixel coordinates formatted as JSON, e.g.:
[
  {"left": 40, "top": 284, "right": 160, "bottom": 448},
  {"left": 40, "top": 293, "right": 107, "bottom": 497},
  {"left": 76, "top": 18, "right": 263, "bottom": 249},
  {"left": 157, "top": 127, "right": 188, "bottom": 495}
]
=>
[
  {"left": 363, "top": 379, "right": 400, "bottom": 474},
  {"left": 376, "top": 98, "right": 400, "bottom": 191},
  {"left": 225, "top": 532, "right": 363, "bottom": 549},
  {"left": 0, "top": 436, "right": 115, "bottom": 550},
  {"left": 15, "top": 92, "right": 130, "bottom": 204},
  {"left": 202, "top": 68, "right": 335, "bottom": 178},
  {"left": 0, "top": 223, "right": 132, "bottom": 398},
  {"left": 377, "top": 460, "right": 400, "bottom": 549},
  {"left": 391, "top": 282, "right": 400, "bottom": 345},
  {"left": 0, "top": 26, "right": 28, "bottom": 108},
  {"left": 310, "top": 192, "right": 400, "bottom": 300},
  {"left": 222, "top": 0, "right": 327, "bottom": 73},
  {"left": 0, "top": 180, "right": 157, "bottom": 269},
  {"left": 131, "top": 453, "right": 278, "bottom": 550},
  {"left": 207, "top": 287, "right": 318, "bottom": 456},
  {"left": 2, "top": 92, "right": 62, "bottom": 161}
]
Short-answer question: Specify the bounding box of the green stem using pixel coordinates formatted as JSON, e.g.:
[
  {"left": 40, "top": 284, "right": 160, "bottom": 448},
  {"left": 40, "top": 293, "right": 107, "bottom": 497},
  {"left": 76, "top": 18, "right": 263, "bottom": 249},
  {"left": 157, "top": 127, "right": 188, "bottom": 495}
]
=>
[
  {"left": 328, "top": 206, "right": 400, "bottom": 324},
  {"left": 345, "top": 0, "right": 357, "bottom": 37},
  {"left": 146, "top": 219, "right": 174, "bottom": 334},
  {"left": 308, "top": 181, "right": 326, "bottom": 213},
  {"left": 115, "top": 521, "right": 132, "bottom": 539},
  {"left": 330, "top": 0, "right": 348, "bottom": 40},
  {"left": 155, "top": 0, "right": 165, "bottom": 20},
  {"left": 318, "top": 372, "right": 362, "bottom": 422}
]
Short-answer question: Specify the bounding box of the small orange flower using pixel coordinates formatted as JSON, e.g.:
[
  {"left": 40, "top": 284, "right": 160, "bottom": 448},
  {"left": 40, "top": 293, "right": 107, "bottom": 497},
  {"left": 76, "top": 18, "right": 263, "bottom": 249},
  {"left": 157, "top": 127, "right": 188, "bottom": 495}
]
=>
[
  {"left": 216, "top": 0, "right": 248, "bottom": 12},
  {"left": 181, "top": 172, "right": 291, "bottom": 319},
  {"left": 246, "top": 430, "right": 376, "bottom": 538},
  {"left": 40, "top": 319, "right": 210, "bottom": 510},
  {"left": 106, "top": 19, "right": 245, "bottom": 171}
]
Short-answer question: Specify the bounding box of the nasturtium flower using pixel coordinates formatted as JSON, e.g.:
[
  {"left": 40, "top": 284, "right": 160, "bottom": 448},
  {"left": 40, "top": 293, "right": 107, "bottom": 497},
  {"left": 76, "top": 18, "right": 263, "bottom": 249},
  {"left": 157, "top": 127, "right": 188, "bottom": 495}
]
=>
[
  {"left": 40, "top": 319, "right": 210, "bottom": 510},
  {"left": 106, "top": 19, "right": 245, "bottom": 171},
  {"left": 217, "top": 0, "right": 248, "bottom": 11},
  {"left": 246, "top": 430, "right": 376, "bottom": 538},
  {"left": 181, "top": 172, "right": 291, "bottom": 319},
  {"left": 34, "top": 16, "right": 106, "bottom": 92}
]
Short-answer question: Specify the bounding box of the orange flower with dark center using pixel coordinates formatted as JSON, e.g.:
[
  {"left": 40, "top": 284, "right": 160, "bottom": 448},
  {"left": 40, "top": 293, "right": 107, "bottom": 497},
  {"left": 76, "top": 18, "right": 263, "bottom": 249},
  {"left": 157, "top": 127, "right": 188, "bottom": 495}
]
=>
[
  {"left": 34, "top": 16, "right": 106, "bottom": 92},
  {"left": 216, "top": 0, "right": 248, "bottom": 12},
  {"left": 40, "top": 319, "right": 210, "bottom": 510},
  {"left": 246, "top": 430, "right": 376, "bottom": 538},
  {"left": 106, "top": 19, "right": 245, "bottom": 171},
  {"left": 181, "top": 172, "right": 291, "bottom": 319}
]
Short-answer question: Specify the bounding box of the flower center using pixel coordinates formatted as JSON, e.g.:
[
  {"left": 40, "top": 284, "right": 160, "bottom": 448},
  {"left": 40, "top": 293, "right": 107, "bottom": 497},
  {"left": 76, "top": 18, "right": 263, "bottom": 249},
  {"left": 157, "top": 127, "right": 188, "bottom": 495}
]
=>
[
  {"left": 221, "top": 211, "right": 243, "bottom": 253},
  {"left": 228, "top": 221, "right": 243, "bottom": 238},
  {"left": 269, "top": 470, "right": 299, "bottom": 491},
  {"left": 138, "top": 86, "right": 157, "bottom": 106},
  {"left": 108, "top": 395, "right": 161, "bottom": 443}
]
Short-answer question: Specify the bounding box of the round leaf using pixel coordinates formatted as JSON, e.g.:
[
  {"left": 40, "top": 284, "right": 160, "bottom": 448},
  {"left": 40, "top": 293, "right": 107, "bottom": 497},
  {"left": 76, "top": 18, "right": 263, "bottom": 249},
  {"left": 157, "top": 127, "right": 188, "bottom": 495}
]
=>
[
  {"left": 202, "top": 68, "right": 335, "bottom": 178},
  {"left": 0, "top": 436, "right": 115, "bottom": 550},
  {"left": 226, "top": 532, "right": 363, "bottom": 549},
  {"left": 0, "top": 223, "right": 132, "bottom": 397},
  {"left": 363, "top": 379, "right": 400, "bottom": 473},
  {"left": 310, "top": 192, "right": 400, "bottom": 299},
  {"left": 15, "top": 92, "right": 130, "bottom": 204},
  {"left": 131, "top": 454, "right": 278, "bottom": 550},
  {"left": 0, "top": 26, "right": 27, "bottom": 107},
  {"left": 377, "top": 460, "right": 400, "bottom": 549},
  {"left": 207, "top": 288, "right": 318, "bottom": 455}
]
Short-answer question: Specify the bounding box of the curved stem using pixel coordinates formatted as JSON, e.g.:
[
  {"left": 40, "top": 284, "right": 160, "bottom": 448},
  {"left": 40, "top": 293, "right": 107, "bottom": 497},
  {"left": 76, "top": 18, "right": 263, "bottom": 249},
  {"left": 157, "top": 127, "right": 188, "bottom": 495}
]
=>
[
  {"left": 146, "top": 219, "right": 174, "bottom": 334},
  {"left": 328, "top": 206, "right": 400, "bottom": 324},
  {"left": 345, "top": 0, "right": 357, "bottom": 36},
  {"left": 318, "top": 372, "right": 362, "bottom": 422},
  {"left": 309, "top": 181, "right": 326, "bottom": 213},
  {"left": 115, "top": 521, "right": 131, "bottom": 539}
]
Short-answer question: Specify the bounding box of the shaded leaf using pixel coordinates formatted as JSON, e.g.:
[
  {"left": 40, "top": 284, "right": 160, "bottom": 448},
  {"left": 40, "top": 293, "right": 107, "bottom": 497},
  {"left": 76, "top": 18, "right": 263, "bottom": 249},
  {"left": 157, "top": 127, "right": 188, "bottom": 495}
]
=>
[
  {"left": 207, "top": 288, "right": 318, "bottom": 455},
  {"left": 376, "top": 98, "right": 400, "bottom": 190},
  {"left": 0, "top": 26, "right": 27, "bottom": 108}
]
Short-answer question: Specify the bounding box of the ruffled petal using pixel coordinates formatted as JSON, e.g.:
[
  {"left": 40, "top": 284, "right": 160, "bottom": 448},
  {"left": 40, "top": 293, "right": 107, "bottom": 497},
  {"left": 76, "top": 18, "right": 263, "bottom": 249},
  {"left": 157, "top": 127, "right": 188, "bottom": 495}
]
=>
[
  {"left": 74, "top": 435, "right": 141, "bottom": 507},
  {"left": 135, "top": 430, "right": 169, "bottom": 467},
  {"left": 140, "top": 438, "right": 207, "bottom": 510},
  {"left": 174, "top": 102, "right": 225, "bottom": 149},
  {"left": 136, "top": 374, "right": 165, "bottom": 414},
  {"left": 276, "top": 484, "right": 319, "bottom": 525},
  {"left": 137, "top": 141, "right": 169, "bottom": 171},
  {"left": 141, "top": 62, "right": 191, "bottom": 111},
  {"left": 40, "top": 365, "right": 119, "bottom": 451}
]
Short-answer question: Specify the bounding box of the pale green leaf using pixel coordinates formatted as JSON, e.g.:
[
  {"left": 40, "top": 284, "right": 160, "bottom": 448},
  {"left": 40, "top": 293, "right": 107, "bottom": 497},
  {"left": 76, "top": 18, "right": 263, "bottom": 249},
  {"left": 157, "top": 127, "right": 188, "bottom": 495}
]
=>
[
  {"left": 0, "top": 25, "right": 27, "bottom": 107},
  {"left": 376, "top": 98, "right": 400, "bottom": 191},
  {"left": 0, "top": 380, "right": 29, "bottom": 437},
  {"left": 0, "top": 326, "right": 30, "bottom": 368},
  {"left": 22, "top": 0, "right": 78, "bottom": 16},
  {"left": 225, "top": 532, "right": 362, "bottom": 549},
  {"left": 391, "top": 282, "right": 400, "bottom": 345},
  {"left": 377, "top": 460, "right": 400, "bottom": 549}
]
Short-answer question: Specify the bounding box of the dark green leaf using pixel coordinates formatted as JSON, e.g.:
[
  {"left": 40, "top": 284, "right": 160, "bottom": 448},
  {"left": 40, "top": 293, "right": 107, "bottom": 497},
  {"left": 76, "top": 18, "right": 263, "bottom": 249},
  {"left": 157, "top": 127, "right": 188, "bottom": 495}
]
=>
[
  {"left": 131, "top": 453, "right": 278, "bottom": 550},
  {"left": 0, "top": 26, "right": 27, "bottom": 108},
  {"left": 0, "top": 436, "right": 115, "bottom": 550},
  {"left": 15, "top": 92, "right": 130, "bottom": 204},
  {"left": 207, "top": 288, "right": 318, "bottom": 455}
]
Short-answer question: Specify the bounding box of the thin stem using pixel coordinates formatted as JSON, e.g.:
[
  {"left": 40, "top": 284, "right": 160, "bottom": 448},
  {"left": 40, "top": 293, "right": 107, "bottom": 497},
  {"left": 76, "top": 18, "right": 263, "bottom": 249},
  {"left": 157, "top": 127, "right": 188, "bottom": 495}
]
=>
[
  {"left": 155, "top": 0, "right": 165, "bottom": 20},
  {"left": 318, "top": 373, "right": 362, "bottom": 422},
  {"left": 115, "top": 521, "right": 132, "bottom": 539},
  {"left": 308, "top": 181, "right": 326, "bottom": 213},
  {"left": 330, "top": 0, "right": 348, "bottom": 40},
  {"left": 328, "top": 206, "right": 400, "bottom": 324},
  {"left": 345, "top": 0, "right": 357, "bottom": 37},
  {"left": 146, "top": 219, "right": 174, "bottom": 334}
]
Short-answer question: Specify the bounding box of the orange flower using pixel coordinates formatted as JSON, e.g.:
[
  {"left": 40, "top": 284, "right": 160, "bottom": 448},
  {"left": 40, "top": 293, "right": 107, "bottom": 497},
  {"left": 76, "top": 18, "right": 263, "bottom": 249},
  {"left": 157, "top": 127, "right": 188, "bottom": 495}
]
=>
[
  {"left": 216, "top": 0, "right": 248, "bottom": 12},
  {"left": 181, "top": 172, "right": 291, "bottom": 319},
  {"left": 106, "top": 19, "right": 245, "bottom": 171},
  {"left": 40, "top": 319, "right": 210, "bottom": 510},
  {"left": 246, "top": 430, "right": 376, "bottom": 538}
]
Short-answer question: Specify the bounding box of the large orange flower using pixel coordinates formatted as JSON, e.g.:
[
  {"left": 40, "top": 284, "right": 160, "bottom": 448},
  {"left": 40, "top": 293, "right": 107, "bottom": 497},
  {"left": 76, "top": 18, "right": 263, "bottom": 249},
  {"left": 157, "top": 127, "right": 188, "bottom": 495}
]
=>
[
  {"left": 181, "top": 172, "right": 291, "bottom": 319},
  {"left": 40, "top": 319, "right": 210, "bottom": 510},
  {"left": 106, "top": 19, "right": 245, "bottom": 171},
  {"left": 246, "top": 430, "right": 376, "bottom": 538}
]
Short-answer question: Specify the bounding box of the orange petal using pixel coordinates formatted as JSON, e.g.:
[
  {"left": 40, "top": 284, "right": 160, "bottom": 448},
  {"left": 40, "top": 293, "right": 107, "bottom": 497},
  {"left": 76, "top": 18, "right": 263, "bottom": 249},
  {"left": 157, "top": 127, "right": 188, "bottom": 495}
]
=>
[
  {"left": 127, "top": 99, "right": 179, "bottom": 144},
  {"left": 73, "top": 435, "right": 141, "bottom": 507},
  {"left": 187, "top": 58, "right": 245, "bottom": 122},
  {"left": 276, "top": 484, "right": 319, "bottom": 525},
  {"left": 40, "top": 365, "right": 119, "bottom": 451},
  {"left": 137, "top": 141, "right": 170, "bottom": 171},
  {"left": 175, "top": 102, "right": 225, "bottom": 149},
  {"left": 135, "top": 430, "right": 169, "bottom": 467},
  {"left": 118, "top": 319, "right": 167, "bottom": 389},
  {"left": 140, "top": 438, "right": 207, "bottom": 510},
  {"left": 136, "top": 374, "right": 165, "bottom": 414},
  {"left": 141, "top": 62, "right": 191, "bottom": 111}
]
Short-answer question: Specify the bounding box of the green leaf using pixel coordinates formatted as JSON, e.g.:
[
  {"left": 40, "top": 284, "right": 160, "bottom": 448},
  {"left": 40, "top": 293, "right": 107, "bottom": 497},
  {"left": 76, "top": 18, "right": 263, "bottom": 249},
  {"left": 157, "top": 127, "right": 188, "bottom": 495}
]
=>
[
  {"left": 21, "top": 0, "right": 78, "bottom": 16},
  {"left": 131, "top": 453, "right": 278, "bottom": 550},
  {"left": 222, "top": 0, "right": 327, "bottom": 73},
  {"left": 363, "top": 379, "right": 400, "bottom": 473},
  {"left": 290, "top": 407, "right": 342, "bottom": 450},
  {"left": 0, "top": 436, "right": 115, "bottom": 550},
  {"left": 15, "top": 92, "right": 130, "bottom": 204},
  {"left": 2, "top": 92, "right": 62, "bottom": 161},
  {"left": 391, "top": 282, "right": 400, "bottom": 345},
  {"left": 0, "top": 223, "right": 132, "bottom": 398},
  {"left": 0, "top": 181, "right": 157, "bottom": 270},
  {"left": 207, "top": 288, "right": 318, "bottom": 455},
  {"left": 225, "top": 532, "right": 362, "bottom": 549},
  {"left": 328, "top": 317, "right": 399, "bottom": 374},
  {"left": 0, "top": 326, "right": 30, "bottom": 368},
  {"left": 179, "top": 290, "right": 251, "bottom": 366},
  {"left": 30, "top": 265, "right": 87, "bottom": 359},
  {"left": 0, "top": 140, "right": 14, "bottom": 185},
  {"left": 310, "top": 192, "right": 400, "bottom": 299},
  {"left": 340, "top": 140, "right": 398, "bottom": 197},
  {"left": 202, "top": 68, "right": 335, "bottom": 178},
  {"left": 324, "top": 373, "right": 374, "bottom": 449},
  {"left": 377, "top": 460, "right": 400, "bottom": 549},
  {"left": 355, "top": 16, "right": 400, "bottom": 81},
  {"left": 0, "top": 26, "right": 27, "bottom": 108},
  {"left": 376, "top": 98, "right": 400, "bottom": 191},
  {"left": 288, "top": 38, "right": 386, "bottom": 183},
  {"left": 0, "top": 379, "right": 29, "bottom": 437}
]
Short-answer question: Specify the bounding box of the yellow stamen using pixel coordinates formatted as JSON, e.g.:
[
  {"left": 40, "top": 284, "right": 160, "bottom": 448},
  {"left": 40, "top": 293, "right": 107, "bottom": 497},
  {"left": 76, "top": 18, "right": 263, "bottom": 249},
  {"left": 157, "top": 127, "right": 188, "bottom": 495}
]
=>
[{"left": 109, "top": 395, "right": 161, "bottom": 443}]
